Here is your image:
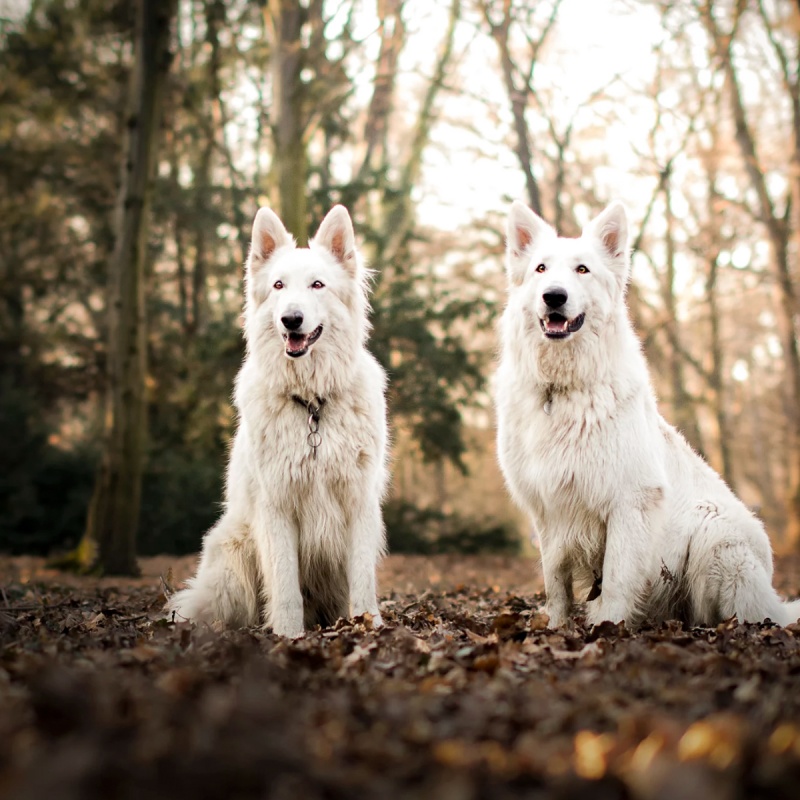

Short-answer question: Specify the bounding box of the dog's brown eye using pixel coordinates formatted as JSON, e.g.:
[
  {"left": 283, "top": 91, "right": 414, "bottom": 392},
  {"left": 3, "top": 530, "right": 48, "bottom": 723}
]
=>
[
  {"left": 535, "top": 264, "right": 546, "bottom": 273},
  {"left": 273, "top": 280, "right": 284, "bottom": 290},
  {"left": 311, "top": 280, "right": 325, "bottom": 289},
  {"left": 576, "top": 265, "right": 590, "bottom": 274}
]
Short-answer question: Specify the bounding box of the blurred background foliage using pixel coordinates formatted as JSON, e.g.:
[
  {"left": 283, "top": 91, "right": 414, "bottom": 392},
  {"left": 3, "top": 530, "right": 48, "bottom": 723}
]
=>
[{"left": 1, "top": 0, "right": 799, "bottom": 562}]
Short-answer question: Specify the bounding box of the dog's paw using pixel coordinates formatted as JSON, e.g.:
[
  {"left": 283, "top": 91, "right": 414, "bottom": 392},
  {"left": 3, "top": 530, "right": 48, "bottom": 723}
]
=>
[
  {"left": 585, "top": 598, "right": 627, "bottom": 628},
  {"left": 270, "top": 609, "right": 305, "bottom": 639},
  {"left": 353, "top": 610, "right": 383, "bottom": 630},
  {"left": 543, "top": 605, "right": 570, "bottom": 629},
  {"left": 270, "top": 622, "right": 305, "bottom": 639}
]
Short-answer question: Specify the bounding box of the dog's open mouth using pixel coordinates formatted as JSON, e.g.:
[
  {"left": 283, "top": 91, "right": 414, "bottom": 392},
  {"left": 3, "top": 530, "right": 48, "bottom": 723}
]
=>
[
  {"left": 283, "top": 325, "right": 323, "bottom": 358},
  {"left": 540, "top": 312, "right": 585, "bottom": 340}
]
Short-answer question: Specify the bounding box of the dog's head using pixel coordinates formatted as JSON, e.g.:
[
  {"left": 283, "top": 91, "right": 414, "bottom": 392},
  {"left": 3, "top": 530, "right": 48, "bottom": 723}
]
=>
[
  {"left": 505, "top": 201, "right": 630, "bottom": 342},
  {"left": 243, "top": 205, "right": 369, "bottom": 360}
]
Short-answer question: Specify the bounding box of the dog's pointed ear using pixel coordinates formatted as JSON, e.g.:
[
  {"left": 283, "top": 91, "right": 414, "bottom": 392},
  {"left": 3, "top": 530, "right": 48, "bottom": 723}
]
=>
[
  {"left": 248, "top": 207, "right": 293, "bottom": 275},
  {"left": 506, "top": 201, "right": 554, "bottom": 285},
  {"left": 314, "top": 205, "right": 358, "bottom": 277},
  {"left": 587, "top": 202, "right": 630, "bottom": 284}
]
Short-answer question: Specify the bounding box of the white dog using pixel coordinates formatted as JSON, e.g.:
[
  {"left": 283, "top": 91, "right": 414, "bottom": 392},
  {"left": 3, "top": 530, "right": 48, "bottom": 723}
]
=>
[
  {"left": 168, "top": 205, "right": 388, "bottom": 637},
  {"left": 495, "top": 200, "right": 800, "bottom": 629}
]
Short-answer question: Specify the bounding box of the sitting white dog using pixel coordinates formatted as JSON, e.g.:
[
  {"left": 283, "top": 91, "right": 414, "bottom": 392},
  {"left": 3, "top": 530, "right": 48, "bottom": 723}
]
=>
[
  {"left": 169, "top": 205, "right": 388, "bottom": 637},
  {"left": 495, "top": 200, "right": 800, "bottom": 628}
]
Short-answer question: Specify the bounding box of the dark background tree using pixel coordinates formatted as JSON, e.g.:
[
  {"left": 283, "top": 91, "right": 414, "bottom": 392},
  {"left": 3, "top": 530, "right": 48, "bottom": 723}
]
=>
[{"left": 82, "top": 0, "right": 178, "bottom": 575}]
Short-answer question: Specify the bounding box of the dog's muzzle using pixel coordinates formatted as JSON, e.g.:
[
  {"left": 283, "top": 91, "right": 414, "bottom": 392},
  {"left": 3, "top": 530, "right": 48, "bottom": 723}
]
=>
[
  {"left": 283, "top": 325, "right": 323, "bottom": 358},
  {"left": 540, "top": 312, "right": 585, "bottom": 340}
]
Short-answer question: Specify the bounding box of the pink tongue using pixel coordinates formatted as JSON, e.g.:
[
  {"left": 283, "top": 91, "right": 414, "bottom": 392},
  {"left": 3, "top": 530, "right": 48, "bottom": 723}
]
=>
[
  {"left": 546, "top": 318, "right": 568, "bottom": 333},
  {"left": 287, "top": 334, "right": 308, "bottom": 352}
]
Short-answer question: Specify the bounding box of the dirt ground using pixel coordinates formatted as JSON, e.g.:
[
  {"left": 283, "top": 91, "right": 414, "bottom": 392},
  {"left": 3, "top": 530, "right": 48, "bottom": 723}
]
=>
[{"left": 2, "top": 553, "right": 800, "bottom": 800}]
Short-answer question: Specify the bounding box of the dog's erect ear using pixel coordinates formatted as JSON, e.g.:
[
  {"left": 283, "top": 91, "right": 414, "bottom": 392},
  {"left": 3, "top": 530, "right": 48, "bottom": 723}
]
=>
[
  {"left": 506, "top": 201, "right": 555, "bottom": 285},
  {"left": 248, "top": 207, "right": 293, "bottom": 274},
  {"left": 314, "top": 205, "right": 358, "bottom": 277},
  {"left": 587, "top": 202, "right": 630, "bottom": 284}
]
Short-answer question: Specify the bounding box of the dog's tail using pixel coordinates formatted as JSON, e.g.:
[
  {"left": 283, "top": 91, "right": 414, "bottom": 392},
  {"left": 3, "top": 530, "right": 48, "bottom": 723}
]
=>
[{"left": 166, "top": 517, "right": 260, "bottom": 628}]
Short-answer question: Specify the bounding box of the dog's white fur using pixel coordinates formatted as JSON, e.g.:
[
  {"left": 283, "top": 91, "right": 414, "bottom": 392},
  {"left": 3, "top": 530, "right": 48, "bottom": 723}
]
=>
[
  {"left": 496, "top": 201, "right": 800, "bottom": 628},
  {"left": 168, "top": 205, "right": 388, "bottom": 637}
]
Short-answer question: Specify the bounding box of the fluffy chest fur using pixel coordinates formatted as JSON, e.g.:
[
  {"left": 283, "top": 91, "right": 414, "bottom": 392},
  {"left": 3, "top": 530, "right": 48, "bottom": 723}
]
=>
[
  {"left": 500, "top": 364, "right": 657, "bottom": 502},
  {"left": 226, "top": 350, "right": 388, "bottom": 560}
]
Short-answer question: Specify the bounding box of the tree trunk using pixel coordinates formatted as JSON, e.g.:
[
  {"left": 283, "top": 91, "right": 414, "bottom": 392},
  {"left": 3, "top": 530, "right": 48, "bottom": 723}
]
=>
[
  {"left": 663, "top": 178, "right": 704, "bottom": 455},
  {"left": 83, "top": 0, "right": 176, "bottom": 575},
  {"left": 357, "top": 0, "right": 405, "bottom": 183},
  {"left": 481, "top": 0, "right": 562, "bottom": 217},
  {"left": 267, "top": 0, "right": 308, "bottom": 243},
  {"left": 706, "top": 251, "right": 735, "bottom": 488},
  {"left": 382, "top": 0, "right": 460, "bottom": 267},
  {"left": 485, "top": 8, "right": 541, "bottom": 215}
]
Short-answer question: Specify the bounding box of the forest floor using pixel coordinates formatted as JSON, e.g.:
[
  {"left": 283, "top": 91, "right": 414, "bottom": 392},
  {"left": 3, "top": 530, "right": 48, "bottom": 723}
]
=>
[{"left": 2, "top": 553, "right": 800, "bottom": 800}]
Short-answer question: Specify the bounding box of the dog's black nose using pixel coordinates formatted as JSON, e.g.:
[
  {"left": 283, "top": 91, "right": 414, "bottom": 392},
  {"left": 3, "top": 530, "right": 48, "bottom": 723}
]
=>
[
  {"left": 543, "top": 289, "right": 568, "bottom": 309},
  {"left": 281, "top": 311, "right": 304, "bottom": 331}
]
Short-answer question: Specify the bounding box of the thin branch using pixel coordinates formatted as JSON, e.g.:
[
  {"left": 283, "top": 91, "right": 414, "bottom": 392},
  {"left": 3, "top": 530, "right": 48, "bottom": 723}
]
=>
[{"left": 756, "top": 0, "right": 796, "bottom": 94}]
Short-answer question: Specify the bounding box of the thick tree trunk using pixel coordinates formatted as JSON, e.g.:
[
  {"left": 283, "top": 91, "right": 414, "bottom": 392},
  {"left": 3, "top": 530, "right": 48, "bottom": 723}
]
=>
[
  {"left": 83, "top": 0, "right": 176, "bottom": 575},
  {"left": 190, "top": 0, "right": 225, "bottom": 335},
  {"left": 267, "top": 0, "right": 308, "bottom": 243}
]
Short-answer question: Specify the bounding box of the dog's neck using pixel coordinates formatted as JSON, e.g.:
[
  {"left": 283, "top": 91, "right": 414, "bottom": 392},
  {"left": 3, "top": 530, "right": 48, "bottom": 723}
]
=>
[
  {"left": 290, "top": 393, "right": 326, "bottom": 416},
  {"left": 505, "top": 308, "right": 642, "bottom": 399},
  {"left": 251, "top": 338, "right": 362, "bottom": 402}
]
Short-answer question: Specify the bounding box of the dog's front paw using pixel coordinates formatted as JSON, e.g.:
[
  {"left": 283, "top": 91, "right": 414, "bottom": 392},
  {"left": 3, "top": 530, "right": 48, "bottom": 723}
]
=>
[
  {"left": 270, "top": 608, "right": 305, "bottom": 639},
  {"left": 585, "top": 598, "right": 627, "bottom": 628},
  {"left": 353, "top": 609, "right": 383, "bottom": 629},
  {"left": 544, "top": 604, "right": 570, "bottom": 629},
  {"left": 271, "top": 621, "right": 305, "bottom": 639},
  {"left": 369, "top": 611, "right": 384, "bottom": 629}
]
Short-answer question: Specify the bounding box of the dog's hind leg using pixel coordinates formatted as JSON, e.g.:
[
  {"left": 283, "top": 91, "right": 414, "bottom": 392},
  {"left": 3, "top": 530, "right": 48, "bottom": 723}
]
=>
[
  {"left": 692, "top": 539, "right": 797, "bottom": 626},
  {"left": 684, "top": 504, "right": 800, "bottom": 626},
  {"left": 167, "top": 514, "right": 259, "bottom": 627}
]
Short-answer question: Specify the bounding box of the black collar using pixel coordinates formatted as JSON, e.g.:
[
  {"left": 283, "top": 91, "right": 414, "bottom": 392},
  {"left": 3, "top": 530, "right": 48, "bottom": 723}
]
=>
[{"left": 291, "top": 394, "right": 326, "bottom": 421}]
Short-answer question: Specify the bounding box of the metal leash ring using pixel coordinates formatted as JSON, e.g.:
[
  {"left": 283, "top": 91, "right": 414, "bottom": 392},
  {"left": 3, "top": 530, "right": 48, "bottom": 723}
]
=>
[{"left": 307, "top": 412, "right": 322, "bottom": 456}]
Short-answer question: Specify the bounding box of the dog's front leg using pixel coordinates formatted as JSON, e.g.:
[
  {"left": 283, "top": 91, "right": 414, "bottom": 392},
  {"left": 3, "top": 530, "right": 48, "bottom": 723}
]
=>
[
  {"left": 587, "top": 489, "right": 663, "bottom": 627},
  {"left": 540, "top": 535, "right": 573, "bottom": 628},
  {"left": 348, "top": 498, "right": 384, "bottom": 627},
  {"left": 254, "top": 504, "right": 304, "bottom": 638}
]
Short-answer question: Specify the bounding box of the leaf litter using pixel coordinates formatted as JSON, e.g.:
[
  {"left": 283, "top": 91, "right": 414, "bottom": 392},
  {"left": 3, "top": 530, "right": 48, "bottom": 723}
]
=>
[{"left": 1, "top": 554, "right": 800, "bottom": 799}]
